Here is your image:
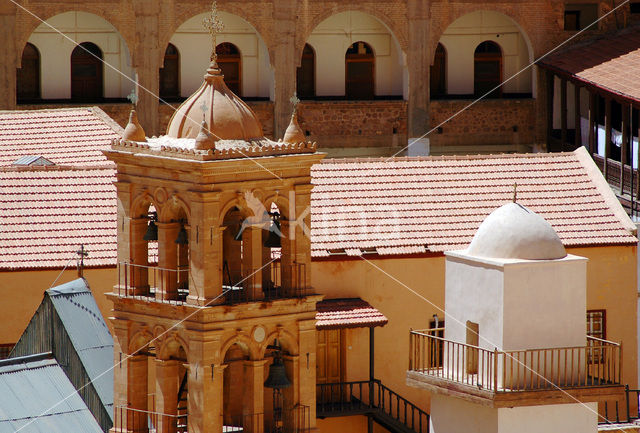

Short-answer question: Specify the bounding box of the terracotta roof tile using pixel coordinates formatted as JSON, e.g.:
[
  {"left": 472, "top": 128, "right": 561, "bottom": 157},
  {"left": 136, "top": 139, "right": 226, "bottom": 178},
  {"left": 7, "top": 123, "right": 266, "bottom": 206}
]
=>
[
  {"left": 316, "top": 298, "right": 388, "bottom": 329},
  {"left": 310, "top": 148, "right": 637, "bottom": 257},
  {"left": 0, "top": 167, "right": 117, "bottom": 270},
  {"left": 0, "top": 108, "right": 122, "bottom": 167},
  {"left": 538, "top": 26, "right": 640, "bottom": 103}
]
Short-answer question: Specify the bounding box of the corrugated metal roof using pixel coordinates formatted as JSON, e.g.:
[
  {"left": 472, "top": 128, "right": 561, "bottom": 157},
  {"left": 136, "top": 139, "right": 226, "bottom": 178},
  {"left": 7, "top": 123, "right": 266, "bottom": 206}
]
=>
[
  {"left": 47, "top": 279, "right": 114, "bottom": 420},
  {"left": 12, "top": 155, "right": 54, "bottom": 166},
  {"left": 0, "top": 353, "right": 103, "bottom": 433}
]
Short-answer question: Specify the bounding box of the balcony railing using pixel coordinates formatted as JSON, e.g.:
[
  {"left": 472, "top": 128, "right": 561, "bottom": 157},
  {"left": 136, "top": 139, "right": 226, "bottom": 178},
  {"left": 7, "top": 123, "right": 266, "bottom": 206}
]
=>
[
  {"left": 223, "top": 262, "right": 308, "bottom": 305},
  {"left": 116, "top": 261, "right": 309, "bottom": 306},
  {"left": 116, "top": 262, "right": 190, "bottom": 305},
  {"left": 409, "top": 329, "right": 622, "bottom": 392}
]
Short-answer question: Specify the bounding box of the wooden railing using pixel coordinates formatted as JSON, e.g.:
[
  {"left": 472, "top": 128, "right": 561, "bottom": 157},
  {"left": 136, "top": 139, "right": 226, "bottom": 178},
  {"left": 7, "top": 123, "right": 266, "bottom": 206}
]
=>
[{"left": 409, "top": 330, "right": 622, "bottom": 392}]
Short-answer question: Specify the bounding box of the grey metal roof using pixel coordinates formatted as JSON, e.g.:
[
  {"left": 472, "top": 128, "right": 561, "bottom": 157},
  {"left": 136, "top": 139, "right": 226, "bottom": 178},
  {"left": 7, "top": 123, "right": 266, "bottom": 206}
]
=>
[
  {"left": 47, "top": 278, "right": 114, "bottom": 420},
  {"left": 0, "top": 353, "right": 103, "bottom": 433},
  {"left": 12, "top": 155, "right": 54, "bottom": 166}
]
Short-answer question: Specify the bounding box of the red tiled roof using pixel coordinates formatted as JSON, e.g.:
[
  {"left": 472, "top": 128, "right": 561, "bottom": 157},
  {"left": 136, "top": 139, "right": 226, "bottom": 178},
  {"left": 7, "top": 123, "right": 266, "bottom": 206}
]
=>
[
  {"left": 0, "top": 108, "right": 122, "bottom": 166},
  {"left": 316, "top": 298, "right": 388, "bottom": 329},
  {"left": 310, "top": 147, "right": 637, "bottom": 257},
  {"left": 538, "top": 27, "right": 640, "bottom": 103},
  {"left": 0, "top": 167, "right": 117, "bottom": 269}
]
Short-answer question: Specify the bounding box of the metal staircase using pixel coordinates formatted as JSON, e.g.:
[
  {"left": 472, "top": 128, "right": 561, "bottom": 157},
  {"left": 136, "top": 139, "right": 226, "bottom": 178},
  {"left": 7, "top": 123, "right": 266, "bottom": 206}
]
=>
[{"left": 316, "top": 380, "right": 429, "bottom": 433}]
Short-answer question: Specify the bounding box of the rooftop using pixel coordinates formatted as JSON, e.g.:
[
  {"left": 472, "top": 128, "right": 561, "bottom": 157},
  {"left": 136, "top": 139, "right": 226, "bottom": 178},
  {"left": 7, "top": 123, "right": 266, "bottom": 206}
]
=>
[
  {"left": 0, "top": 353, "right": 103, "bottom": 433},
  {"left": 0, "top": 107, "right": 121, "bottom": 167},
  {"left": 538, "top": 25, "right": 640, "bottom": 104},
  {"left": 316, "top": 298, "right": 388, "bottom": 330},
  {"left": 0, "top": 147, "right": 635, "bottom": 270}
]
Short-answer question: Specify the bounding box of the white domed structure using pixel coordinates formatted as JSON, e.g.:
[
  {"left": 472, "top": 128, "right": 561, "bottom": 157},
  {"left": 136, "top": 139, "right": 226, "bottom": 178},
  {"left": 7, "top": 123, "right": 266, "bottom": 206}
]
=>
[{"left": 467, "top": 202, "right": 566, "bottom": 260}]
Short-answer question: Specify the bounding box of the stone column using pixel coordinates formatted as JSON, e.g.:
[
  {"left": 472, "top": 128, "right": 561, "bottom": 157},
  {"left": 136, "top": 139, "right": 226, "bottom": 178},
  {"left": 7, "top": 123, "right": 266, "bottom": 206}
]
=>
[
  {"left": 132, "top": 0, "right": 160, "bottom": 135},
  {"left": 188, "top": 192, "right": 222, "bottom": 305},
  {"left": 282, "top": 354, "right": 300, "bottom": 432},
  {"left": 0, "top": 3, "right": 16, "bottom": 110},
  {"left": 157, "top": 222, "right": 179, "bottom": 300},
  {"left": 130, "top": 218, "right": 150, "bottom": 295},
  {"left": 242, "top": 226, "right": 263, "bottom": 300},
  {"left": 188, "top": 363, "right": 226, "bottom": 433},
  {"left": 406, "top": 0, "right": 430, "bottom": 143},
  {"left": 297, "top": 320, "right": 317, "bottom": 428},
  {"left": 155, "top": 359, "right": 179, "bottom": 433},
  {"left": 280, "top": 219, "right": 294, "bottom": 295},
  {"left": 272, "top": 0, "right": 297, "bottom": 139},
  {"left": 243, "top": 360, "right": 268, "bottom": 433},
  {"left": 127, "top": 355, "right": 149, "bottom": 433},
  {"left": 293, "top": 185, "right": 312, "bottom": 291}
]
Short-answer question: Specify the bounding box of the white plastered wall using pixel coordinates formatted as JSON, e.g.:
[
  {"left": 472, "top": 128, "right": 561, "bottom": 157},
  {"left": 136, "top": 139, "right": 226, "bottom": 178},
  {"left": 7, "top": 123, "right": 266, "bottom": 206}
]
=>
[
  {"left": 306, "top": 11, "right": 405, "bottom": 97},
  {"left": 438, "top": 10, "right": 532, "bottom": 95},
  {"left": 170, "top": 11, "right": 271, "bottom": 98},
  {"left": 28, "top": 11, "right": 135, "bottom": 99}
]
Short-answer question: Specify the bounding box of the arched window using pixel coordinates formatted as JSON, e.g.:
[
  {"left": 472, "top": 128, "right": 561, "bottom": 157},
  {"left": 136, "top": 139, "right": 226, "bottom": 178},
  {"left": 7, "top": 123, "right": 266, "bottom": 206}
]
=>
[
  {"left": 345, "top": 41, "right": 374, "bottom": 100},
  {"left": 17, "top": 43, "right": 40, "bottom": 102},
  {"left": 296, "top": 44, "right": 315, "bottom": 98},
  {"left": 71, "top": 42, "right": 103, "bottom": 101},
  {"left": 474, "top": 41, "right": 502, "bottom": 98},
  {"left": 430, "top": 43, "right": 446, "bottom": 99},
  {"left": 160, "top": 43, "right": 180, "bottom": 100},
  {"left": 216, "top": 42, "right": 241, "bottom": 96}
]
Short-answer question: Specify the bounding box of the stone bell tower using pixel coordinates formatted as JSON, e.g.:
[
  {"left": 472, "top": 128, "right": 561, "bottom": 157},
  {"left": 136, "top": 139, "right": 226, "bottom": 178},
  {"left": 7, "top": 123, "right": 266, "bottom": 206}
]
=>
[{"left": 105, "top": 5, "right": 324, "bottom": 432}]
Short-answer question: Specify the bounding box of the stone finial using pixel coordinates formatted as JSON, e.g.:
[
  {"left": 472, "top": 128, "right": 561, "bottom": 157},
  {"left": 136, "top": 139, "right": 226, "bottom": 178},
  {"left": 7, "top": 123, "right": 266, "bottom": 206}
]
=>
[
  {"left": 194, "top": 119, "right": 217, "bottom": 150},
  {"left": 283, "top": 111, "right": 306, "bottom": 145},
  {"left": 122, "top": 109, "right": 147, "bottom": 142}
]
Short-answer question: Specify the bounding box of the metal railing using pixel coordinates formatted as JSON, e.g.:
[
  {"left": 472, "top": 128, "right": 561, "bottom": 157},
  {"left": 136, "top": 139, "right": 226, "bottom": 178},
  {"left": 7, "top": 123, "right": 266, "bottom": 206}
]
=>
[
  {"left": 409, "top": 330, "right": 622, "bottom": 392},
  {"left": 116, "top": 262, "right": 189, "bottom": 304},
  {"left": 114, "top": 405, "right": 188, "bottom": 433},
  {"left": 316, "top": 380, "right": 429, "bottom": 433},
  {"left": 223, "top": 262, "right": 308, "bottom": 305}
]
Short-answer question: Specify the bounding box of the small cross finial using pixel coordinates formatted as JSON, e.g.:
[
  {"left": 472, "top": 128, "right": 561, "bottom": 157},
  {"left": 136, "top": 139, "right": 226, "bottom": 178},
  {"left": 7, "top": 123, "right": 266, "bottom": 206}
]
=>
[
  {"left": 203, "top": 1, "right": 225, "bottom": 62},
  {"left": 76, "top": 244, "right": 89, "bottom": 278},
  {"left": 290, "top": 92, "right": 300, "bottom": 115},
  {"left": 513, "top": 182, "right": 517, "bottom": 203},
  {"left": 127, "top": 89, "right": 138, "bottom": 107}
]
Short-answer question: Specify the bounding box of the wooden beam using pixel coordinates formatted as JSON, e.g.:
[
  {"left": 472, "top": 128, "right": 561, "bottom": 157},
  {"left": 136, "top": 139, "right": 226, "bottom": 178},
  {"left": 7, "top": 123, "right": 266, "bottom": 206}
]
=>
[
  {"left": 588, "top": 92, "right": 596, "bottom": 154},
  {"left": 546, "top": 71, "right": 554, "bottom": 150},
  {"left": 605, "top": 98, "right": 612, "bottom": 180},
  {"left": 621, "top": 103, "right": 630, "bottom": 195},
  {"left": 561, "top": 78, "right": 568, "bottom": 151},
  {"left": 574, "top": 84, "right": 582, "bottom": 149}
]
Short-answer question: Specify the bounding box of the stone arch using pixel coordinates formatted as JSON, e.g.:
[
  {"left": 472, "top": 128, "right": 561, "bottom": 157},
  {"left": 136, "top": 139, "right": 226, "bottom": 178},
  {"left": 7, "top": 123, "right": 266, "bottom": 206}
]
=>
[
  {"left": 218, "top": 194, "right": 264, "bottom": 227},
  {"left": 432, "top": 9, "right": 535, "bottom": 97},
  {"left": 163, "top": 7, "right": 272, "bottom": 68},
  {"left": 131, "top": 191, "right": 161, "bottom": 219},
  {"left": 128, "top": 328, "right": 153, "bottom": 354},
  {"left": 16, "top": 8, "right": 135, "bottom": 70},
  {"left": 220, "top": 332, "right": 260, "bottom": 361},
  {"left": 157, "top": 332, "right": 190, "bottom": 361},
  {"left": 262, "top": 192, "right": 291, "bottom": 221},
  {"left": 296, "top": 6, "right": 407, "bottom": 63},
  {"left": 430, "top": 8, "right": 535, "bottom": 66},
  {"left": 259, "top": 329, "right": 298, "bottom": 358},
  {"left": 159, "top": 193, "right": 191, "bottom": 223}
]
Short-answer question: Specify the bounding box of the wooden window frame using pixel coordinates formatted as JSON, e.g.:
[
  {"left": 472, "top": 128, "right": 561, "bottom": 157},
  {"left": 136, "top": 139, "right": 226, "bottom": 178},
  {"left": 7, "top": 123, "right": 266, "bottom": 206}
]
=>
[
  {"left": 474, "top": 41, "right": 503, "bottom": 98},
  {"left": 216, "top": 42, "right": 242, "bottom": 96},
  {"left": 345, "top": 41, "right": 375, "bottom": 100},
  {"left": 17, "top": 43, "right": 41, "bottom": 103},
  {"left": 587, "top": 309, "right": 606, "bottom": 340},
  {"left": 159, "top": 43, "right": 180, "bottom": 100}
]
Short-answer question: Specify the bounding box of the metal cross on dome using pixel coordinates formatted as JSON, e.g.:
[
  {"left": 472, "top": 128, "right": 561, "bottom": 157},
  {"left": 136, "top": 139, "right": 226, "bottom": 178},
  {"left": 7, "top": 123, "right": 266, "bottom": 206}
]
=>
[
  {"left": 203, "top": 1, "right": 225, "bottom": 62},
  {"left": 290, "top": 92, "right": 300, "bottom": 115}
]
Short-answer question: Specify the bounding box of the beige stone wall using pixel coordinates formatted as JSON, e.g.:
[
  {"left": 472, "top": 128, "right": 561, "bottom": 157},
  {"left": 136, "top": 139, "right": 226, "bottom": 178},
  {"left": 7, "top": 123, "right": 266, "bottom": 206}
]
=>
[
  {"left": 429, "top": 99, "right": 537, "bottom": 154},
  {"left": 2, "top": 0, "right": 631, "bottom": 151}
]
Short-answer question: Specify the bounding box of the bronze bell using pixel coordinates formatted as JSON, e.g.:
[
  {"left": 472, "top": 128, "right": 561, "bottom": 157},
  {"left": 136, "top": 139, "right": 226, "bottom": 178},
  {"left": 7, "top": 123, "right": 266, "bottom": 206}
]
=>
[
  {"left": 143, "top": 220, "right": 158, "bottom": 241},
  {"left": 264, "top": 356, "right": 291, "bottom": 389},
  {"left": 175, "top": 224, "right": 188, "bottom": 245}
]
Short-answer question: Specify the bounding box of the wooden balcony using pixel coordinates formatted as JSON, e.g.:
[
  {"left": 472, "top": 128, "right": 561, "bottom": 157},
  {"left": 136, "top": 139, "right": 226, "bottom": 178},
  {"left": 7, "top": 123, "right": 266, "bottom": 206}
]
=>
[{"left": 407, "top": 329, "right": 625, "bottom": 408}]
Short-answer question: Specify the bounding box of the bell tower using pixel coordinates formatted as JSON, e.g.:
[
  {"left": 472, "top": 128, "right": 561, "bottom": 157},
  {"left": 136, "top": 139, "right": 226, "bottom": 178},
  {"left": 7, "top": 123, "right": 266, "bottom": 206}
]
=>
[{"left": 105, "top": 4, "right": 324, "bottom": 432}]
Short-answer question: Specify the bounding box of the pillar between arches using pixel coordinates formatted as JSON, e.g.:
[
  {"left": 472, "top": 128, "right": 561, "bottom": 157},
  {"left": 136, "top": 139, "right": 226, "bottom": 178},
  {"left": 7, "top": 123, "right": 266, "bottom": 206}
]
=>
[
  {"left": 188, "top": 363, "right": 227, "bottom": 433},
  {"left": 243, "top": 359, "right": 268, "bottom": 433},
  {"left": 155, "top": 359, "right": 179, "bottom": 433}
]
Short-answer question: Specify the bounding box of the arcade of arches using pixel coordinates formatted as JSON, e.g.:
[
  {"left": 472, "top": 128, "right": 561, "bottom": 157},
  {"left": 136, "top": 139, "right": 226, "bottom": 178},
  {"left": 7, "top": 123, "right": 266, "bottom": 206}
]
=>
[{"left": 3, "top": 0, "right": 628, "bottom": 155}]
